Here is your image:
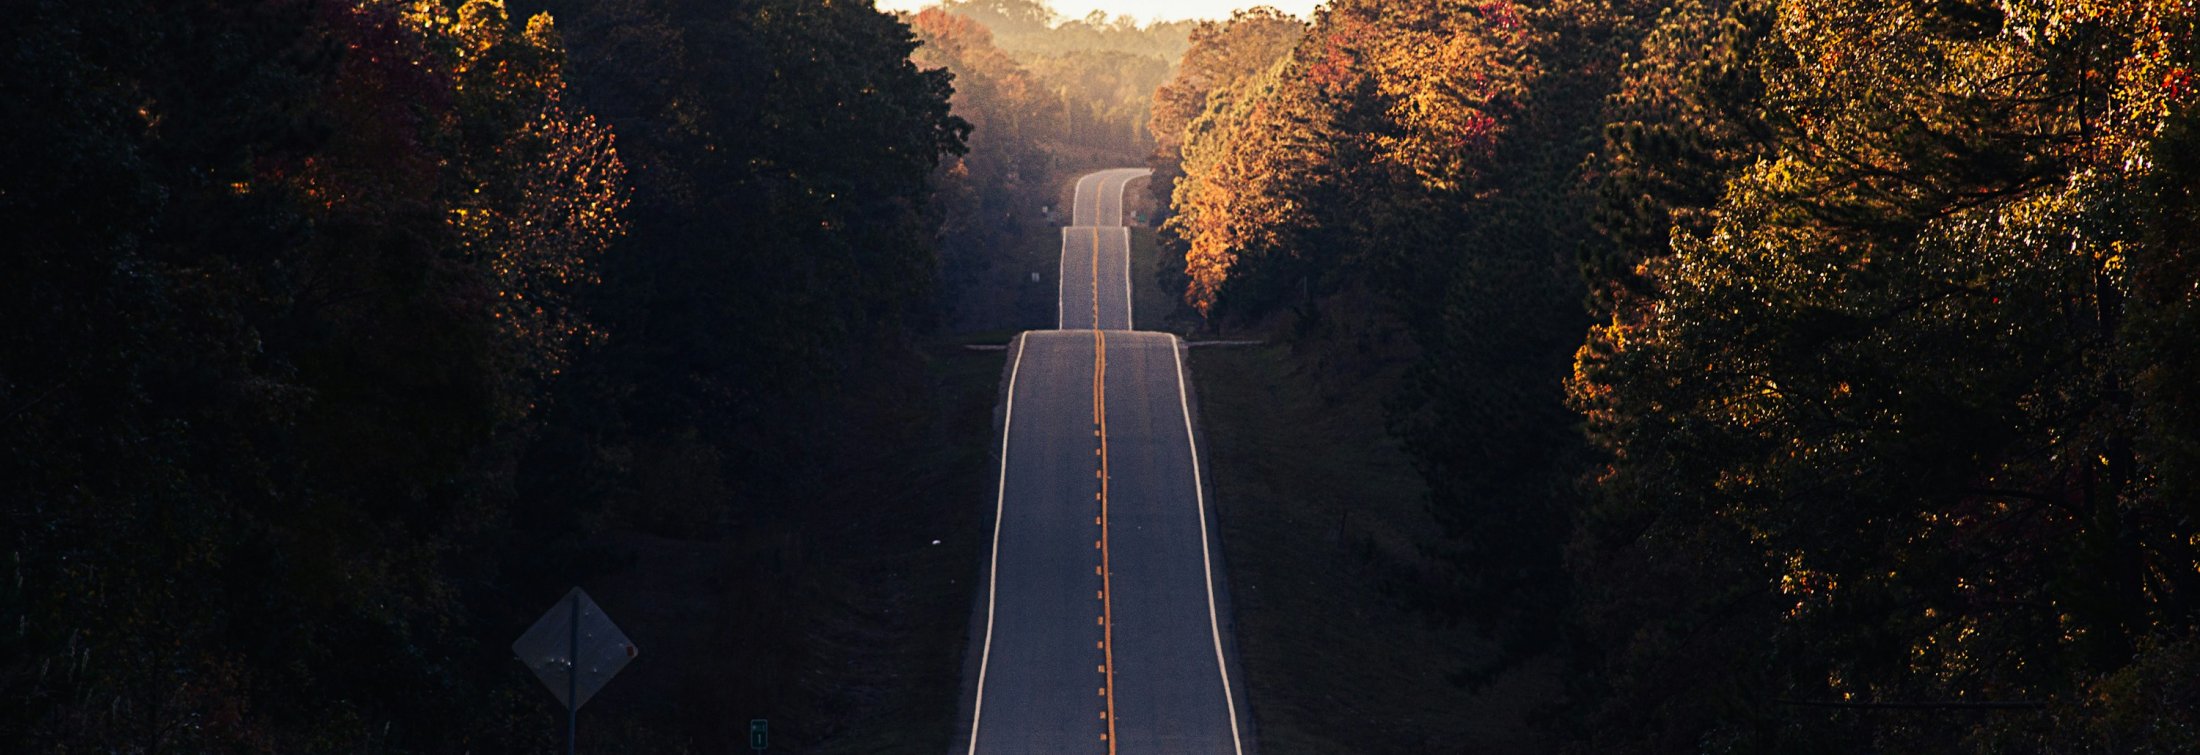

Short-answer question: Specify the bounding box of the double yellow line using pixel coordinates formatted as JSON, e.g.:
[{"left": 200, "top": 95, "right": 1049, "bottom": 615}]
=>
[
  {"left": 1091, "top": 223, "right": 1118, "bottom": 750},
  {"left": 1094, "top": 326, "right": 1116, "bottom": 749},
  {"left": 1090, "top": 228, "right": 1103, "bottom": 329}
]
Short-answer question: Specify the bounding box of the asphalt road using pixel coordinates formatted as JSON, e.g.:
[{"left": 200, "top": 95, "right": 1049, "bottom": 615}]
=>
[
  {"left": 1058, "top": 226, "right": 1133, "bottom": 331},
  {"left": 1070, "top": 168, "right": 1147, "bottom": 227},
  {"left": 1060, "top": 169, "right": 1141, "bottom": 330},
  {"left": 962, "top": 169, "right": 1249, "bottom": 754}
]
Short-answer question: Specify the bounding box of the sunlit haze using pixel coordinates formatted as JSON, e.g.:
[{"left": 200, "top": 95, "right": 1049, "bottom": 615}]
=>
[{"left": 874, "top": 0, "right": 1324, "bottom": 23}]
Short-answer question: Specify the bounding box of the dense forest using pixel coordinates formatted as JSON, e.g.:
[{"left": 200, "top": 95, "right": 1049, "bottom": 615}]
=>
[
  {"left": 2, "top": 0, "right": 966, "bottom": 748},
  {"left": 1156, "top": 0, "right": 2200, "bottom": 752},
  {"left": 937, "top": 0, "right": 1197, "bottom": 60}
]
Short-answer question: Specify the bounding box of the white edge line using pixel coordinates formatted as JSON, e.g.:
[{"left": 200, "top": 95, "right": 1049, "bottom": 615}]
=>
[
  {"left": 1061, "top": 174, "right": 1084, "bottom": 331},
  {"left": 1120, "top": 227, "right": 1134, "bottom": 331},
  {"left": 1057, "top": 228, "right": 1067, "bottom": 330},
  {"left": 1169, "top": 333, "right": 1245, "bottom": 755},
  {"left": 968, "top": 330, "right": 1030, "bottom": 754}
]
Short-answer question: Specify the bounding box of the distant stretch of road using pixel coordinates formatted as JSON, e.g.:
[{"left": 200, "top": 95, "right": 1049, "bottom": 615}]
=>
[
  {"left": 960, "top": 169, "right": 1250, "bottom": 753},
  {"left": 1059, "top": 170, "right": 1140, "bottom": 330}
]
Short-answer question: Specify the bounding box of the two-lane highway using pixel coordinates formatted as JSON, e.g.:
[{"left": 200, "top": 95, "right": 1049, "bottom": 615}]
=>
[
  {"left": 1057, "top": 227, "right": 1132, "bottom": 331},
  {"left": 962, "top": 169, "right": 1249, "bottom": 753},
  {"left": 1059, "top": 169, "right": 1144, "bottom": 331}
]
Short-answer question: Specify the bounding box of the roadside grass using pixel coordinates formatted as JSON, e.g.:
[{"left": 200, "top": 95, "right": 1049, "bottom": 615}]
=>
[
  {"left": 800, "top": 339, "right": 1000, "bottom": 752},
  {"left": 951, "top": 220, "right": 1062, "bottom": 335},
  {"left": 1023, "top": 227, "right": 1066, "bottom": 330},
  {"left": 954, "top": 328, "right": 1023, "bottom": 347},
  {"left": 1190, "top": 344, "right": 1557, "bottom": 754},
  {"left": 577, "top": 338, "right": 999, "bottom": 753},
  {"left": 1128, "top": 226, "right": 1190, "bottom": 335}
]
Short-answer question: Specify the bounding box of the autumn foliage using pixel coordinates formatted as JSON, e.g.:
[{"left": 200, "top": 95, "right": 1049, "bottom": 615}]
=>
[
  {"left": 1, "top": 0, "right": 960, "bottom": 747},
  {"left": 1158, "top": 0, "right": 2200, "bottom": 750}
]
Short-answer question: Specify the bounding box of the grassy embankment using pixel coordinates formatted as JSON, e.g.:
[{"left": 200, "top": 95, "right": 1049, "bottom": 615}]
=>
[
  {"left": 577, "top": 339, "right": 1000, "bottom": 753},
  {"left": 1133, "top": 195, "right": 1558, "bottom": 751},
  {"left": 794, "top": 339, "right": 1002, "bottom": 752},
  {"left": 1188, "top": 343, "right": 1560, "bottom": 753},
  {"left": 1128, "top": 226, "right": 1187, "bottom": 334}
]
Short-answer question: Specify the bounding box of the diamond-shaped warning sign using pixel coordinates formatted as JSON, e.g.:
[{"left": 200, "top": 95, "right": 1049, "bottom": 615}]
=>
[{"left": 512, "top": 587, "right": 637, "bottom": 710}]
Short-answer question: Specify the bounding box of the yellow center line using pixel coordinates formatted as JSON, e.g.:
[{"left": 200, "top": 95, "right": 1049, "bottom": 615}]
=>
[
  {"left": 1095, "top": 327, "right": 1117, "bottom": 751},
  {"left": 1090, "top": 228, "right": 1103, "bottom": 329}
]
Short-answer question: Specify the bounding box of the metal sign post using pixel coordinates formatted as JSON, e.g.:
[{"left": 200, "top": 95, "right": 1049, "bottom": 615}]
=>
[
  {"left": 567, "top": 593, "right": 579, "bottom": 755},
  {"left": 514, "top": 587, "right": 637, "bottom": 754}
]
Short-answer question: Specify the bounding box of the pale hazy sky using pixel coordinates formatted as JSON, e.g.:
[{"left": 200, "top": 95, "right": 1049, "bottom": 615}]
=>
[{"left": 873, "top": 0, "right": 1324, "bottom": 24}]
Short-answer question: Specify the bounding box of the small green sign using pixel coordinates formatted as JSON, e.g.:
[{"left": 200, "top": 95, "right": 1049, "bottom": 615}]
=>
[{"left": 749, "top": 719, "right": 768, "bottom": 751}]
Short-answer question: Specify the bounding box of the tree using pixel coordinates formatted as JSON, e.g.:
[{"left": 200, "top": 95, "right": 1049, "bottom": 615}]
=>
[
  {"left": 1148, "top": 5, "right": 1306, "bottom": 199},
  {"left": 907, "top": 6, "right": 1064, "bottom": 327},
  {"left": 939, "top": 0, "right": 1056, "bottom": 38},
  {"left": 1163, "top": 0, "right": 1610, "bottom": 666},
  {"left": 1567, "top": 1, "right": 2200, "bottom": 750},
  {"left": 0, "top": 0, "right": 625, "bottom": 746}
]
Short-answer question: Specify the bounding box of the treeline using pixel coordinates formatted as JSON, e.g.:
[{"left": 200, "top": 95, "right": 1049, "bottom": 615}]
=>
[
  {"left": 902, "top": 0, "right": 1183, "bottom": 329},
  {"left": 1155, "top": 0, "right": 2200, "bottom": 752},
  {"left": 2, "top": 0, "right": 961, "bottom": 748},
  {"left": 938, "top": 0, "right": 1195, "bottom": 60},
  {"left": 918, "top": 0, "right": 1184, "bottom": 165}
]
